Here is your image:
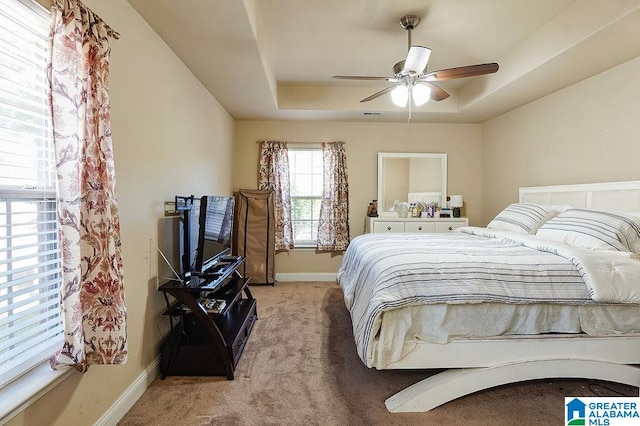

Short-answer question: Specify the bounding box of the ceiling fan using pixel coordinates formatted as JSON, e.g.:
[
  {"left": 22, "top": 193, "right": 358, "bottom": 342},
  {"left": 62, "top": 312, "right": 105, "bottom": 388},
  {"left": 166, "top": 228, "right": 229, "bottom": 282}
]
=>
[{"left": 332, "top": 15, "right": 499, "bottom": 120}]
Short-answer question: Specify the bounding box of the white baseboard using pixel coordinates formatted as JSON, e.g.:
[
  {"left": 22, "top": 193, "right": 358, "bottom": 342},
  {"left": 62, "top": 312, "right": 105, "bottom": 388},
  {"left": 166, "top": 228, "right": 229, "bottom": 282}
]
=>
[
  {"left": 275, "top": 273, "right": 336, "bottom": 282},
  {"left": 95, "top": 356, "right": 160, "bottom": 426}
]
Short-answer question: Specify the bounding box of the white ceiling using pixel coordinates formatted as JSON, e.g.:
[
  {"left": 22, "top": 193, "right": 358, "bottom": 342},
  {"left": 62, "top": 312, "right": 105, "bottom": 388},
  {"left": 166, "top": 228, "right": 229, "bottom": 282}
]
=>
[{"left": 126, "top": 0, "right": 640, "bottom": 123}]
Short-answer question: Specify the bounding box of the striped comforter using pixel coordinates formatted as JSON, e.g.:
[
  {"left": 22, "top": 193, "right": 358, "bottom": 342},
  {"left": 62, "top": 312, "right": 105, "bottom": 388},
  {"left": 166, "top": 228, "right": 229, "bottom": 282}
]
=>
[{"left": 337, "top": 227, "right": 640, "bottom": 367}]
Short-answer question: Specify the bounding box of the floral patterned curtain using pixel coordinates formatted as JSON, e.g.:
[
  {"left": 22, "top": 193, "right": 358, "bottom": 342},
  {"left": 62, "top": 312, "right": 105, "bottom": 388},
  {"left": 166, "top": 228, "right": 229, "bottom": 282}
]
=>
[
  {"left": 48, "top": 0, "right": 127, "bottom": 372},
  {"left": 258, "top": 141, "right": 294, "bottom": 251},
  {"left": 317, "top": 141, "right": 350, "bottom": 251}
]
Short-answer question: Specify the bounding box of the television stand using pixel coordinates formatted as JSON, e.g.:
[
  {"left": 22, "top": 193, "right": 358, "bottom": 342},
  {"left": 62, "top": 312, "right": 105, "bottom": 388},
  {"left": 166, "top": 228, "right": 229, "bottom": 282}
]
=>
[{"left": 158, "top": 256, "right": 257, "bottom": 379}]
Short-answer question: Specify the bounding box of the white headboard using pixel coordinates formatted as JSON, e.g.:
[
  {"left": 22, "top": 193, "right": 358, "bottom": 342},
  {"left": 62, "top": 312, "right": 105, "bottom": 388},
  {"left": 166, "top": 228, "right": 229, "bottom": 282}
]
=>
[{"left": 519, "top": 181, "right": 640, "bottom": 213}]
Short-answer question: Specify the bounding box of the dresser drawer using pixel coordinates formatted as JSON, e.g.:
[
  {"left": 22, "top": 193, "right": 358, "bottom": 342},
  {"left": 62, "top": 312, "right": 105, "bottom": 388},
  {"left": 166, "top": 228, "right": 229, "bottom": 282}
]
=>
[
  {"left": 366, "top": 217, "right": 468, "bottom": 233},
  {"left": 404, "top": 222, "right": 436, "bottom": 233},
  {"left": 436, "top": 221, "right": 465, "bottom": 233},
  {"left": 373, "top": 221, "right": 405, "bottom": 233}
]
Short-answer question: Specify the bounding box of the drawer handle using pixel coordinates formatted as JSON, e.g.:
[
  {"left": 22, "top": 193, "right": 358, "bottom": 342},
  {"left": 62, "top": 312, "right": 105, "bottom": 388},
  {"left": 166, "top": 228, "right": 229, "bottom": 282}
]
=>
[
  {"left": 448, "top": 226, "right": 453, "bottom": 231},
  {"left": 387, "top": 226, "right": 392, "bottom": 231},
  {"left": 418, "top": 226, "right": 422, "bottom": 231}
]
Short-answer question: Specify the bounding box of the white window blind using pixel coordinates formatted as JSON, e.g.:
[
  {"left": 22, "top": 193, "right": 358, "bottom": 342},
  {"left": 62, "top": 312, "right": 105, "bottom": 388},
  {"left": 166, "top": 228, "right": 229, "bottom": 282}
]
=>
[
  {"left": 288, "top": 148, "right": 323, "bottom": 246},
  {"left": 0, "top": 0, "right": 63, "bottom": 389}
]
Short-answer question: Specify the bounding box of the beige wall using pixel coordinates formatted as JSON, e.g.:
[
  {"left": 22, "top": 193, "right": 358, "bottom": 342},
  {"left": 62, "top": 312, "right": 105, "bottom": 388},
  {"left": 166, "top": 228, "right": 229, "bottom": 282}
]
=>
[
  {"left": 481, "top": 55, "right": 640, "bottom": 225},
  {"left": 8, "top": 1, "right": 235, "bottom": 425},
  {"left": 234, "top": 121, "right": 482, "bottom": 274}
]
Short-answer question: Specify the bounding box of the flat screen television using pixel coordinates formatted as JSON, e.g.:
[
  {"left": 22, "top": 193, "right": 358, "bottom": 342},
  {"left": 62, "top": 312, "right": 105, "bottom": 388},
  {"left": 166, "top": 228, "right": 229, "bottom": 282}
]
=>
[{"left": 195, "top": 195, "right": 235, "bottom": 275}]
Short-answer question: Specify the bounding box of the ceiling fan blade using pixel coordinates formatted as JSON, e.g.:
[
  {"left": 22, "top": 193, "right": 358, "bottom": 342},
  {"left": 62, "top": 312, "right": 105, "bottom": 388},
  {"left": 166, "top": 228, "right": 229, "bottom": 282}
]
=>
[
  {"left": 422, "top": 63, "right": 499, "bottom": 81},
  {"left": 332, "top": 75, "right": 395, "bottom": 81},
  {"left": 423, "top": 82, "right": 449, "bottom": 101},
  {"left": 360, "top": 86, "right": 397, "bottom": 103},
  {"left": 404, "top": 46, "right": 431, "bottom": 74}
]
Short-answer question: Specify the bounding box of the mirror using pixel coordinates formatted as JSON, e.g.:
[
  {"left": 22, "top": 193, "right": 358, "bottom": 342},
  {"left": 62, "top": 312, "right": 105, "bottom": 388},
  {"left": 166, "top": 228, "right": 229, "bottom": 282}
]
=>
[{"left": 377, "top": 152, "right": 447, "bottom": 216}]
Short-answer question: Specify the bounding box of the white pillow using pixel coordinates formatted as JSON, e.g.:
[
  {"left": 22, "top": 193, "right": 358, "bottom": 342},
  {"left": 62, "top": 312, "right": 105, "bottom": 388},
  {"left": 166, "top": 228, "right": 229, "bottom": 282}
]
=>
[
  {"left": 535, "top": 209, "right": 640, "bottom": 252},
  {"left": 487, "top": 203, "right": 556, "bottom": 234}
]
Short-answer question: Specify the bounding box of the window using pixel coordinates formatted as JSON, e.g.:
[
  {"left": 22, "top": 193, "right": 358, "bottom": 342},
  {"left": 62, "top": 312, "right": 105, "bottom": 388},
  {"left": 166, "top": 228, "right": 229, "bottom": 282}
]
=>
[
  {"left": 0, "top": 0, "right": 63, "bottom": 390},
  {"left": 288, "top": 148, "right": 323, "bottom": 246}
]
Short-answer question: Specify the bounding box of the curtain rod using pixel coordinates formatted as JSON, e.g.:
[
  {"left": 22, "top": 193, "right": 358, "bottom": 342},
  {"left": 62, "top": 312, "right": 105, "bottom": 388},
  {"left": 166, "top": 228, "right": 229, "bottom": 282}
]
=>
[{"left": 255, "top": 141, "right": 346, "bottom": 144}]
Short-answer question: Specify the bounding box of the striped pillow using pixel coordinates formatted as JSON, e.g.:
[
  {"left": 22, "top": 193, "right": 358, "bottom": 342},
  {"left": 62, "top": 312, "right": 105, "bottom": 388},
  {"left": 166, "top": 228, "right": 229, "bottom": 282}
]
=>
[
  {"left": 535, "top": 209, "right": 640, "bottom": 252},
  {"left": 487, "top": 203, "right": 555, "bottom": 234}
]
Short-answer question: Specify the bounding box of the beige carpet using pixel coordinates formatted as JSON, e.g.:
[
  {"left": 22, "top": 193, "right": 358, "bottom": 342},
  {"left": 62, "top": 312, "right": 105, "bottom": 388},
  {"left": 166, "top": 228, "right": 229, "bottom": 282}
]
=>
[{"left": 119, "top": 282, "right": 637, "bottom": 426}]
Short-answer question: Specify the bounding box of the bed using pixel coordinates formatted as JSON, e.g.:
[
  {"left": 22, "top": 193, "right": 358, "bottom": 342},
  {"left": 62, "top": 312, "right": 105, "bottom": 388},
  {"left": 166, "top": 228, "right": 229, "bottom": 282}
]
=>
[{"left": 336, "top": 181, "right": 640, "bottom": 412}]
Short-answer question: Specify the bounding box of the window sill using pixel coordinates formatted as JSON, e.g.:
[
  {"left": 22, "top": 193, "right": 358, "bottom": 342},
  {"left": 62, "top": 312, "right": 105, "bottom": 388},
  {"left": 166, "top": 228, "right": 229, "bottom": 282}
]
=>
[
  {"left": 0, "top": 361, "right": 74, "bottom": 424},
  {"left": 292, "top": 243, "right": 317, "bottom": 249}
]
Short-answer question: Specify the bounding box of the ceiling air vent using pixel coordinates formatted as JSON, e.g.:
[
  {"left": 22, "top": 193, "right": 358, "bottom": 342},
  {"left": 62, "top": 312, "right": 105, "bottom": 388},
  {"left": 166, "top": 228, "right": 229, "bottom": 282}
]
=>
[{"left": 362, "top": 112, "right": 382, "bottom": 116}]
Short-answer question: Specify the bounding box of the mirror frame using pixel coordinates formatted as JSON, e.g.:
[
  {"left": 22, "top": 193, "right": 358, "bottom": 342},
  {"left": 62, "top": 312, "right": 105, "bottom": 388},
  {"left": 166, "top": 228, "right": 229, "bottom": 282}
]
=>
[{"left": 377, "top": 152, "right": 448, "bottom": 217}]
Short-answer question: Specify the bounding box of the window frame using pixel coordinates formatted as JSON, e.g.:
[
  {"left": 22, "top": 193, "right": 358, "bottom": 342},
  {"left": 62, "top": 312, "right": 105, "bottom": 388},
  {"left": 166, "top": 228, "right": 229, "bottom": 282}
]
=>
[
  {"left": 287, "top": 146, "right": 323, "bottom": 248},
  {"left": 0, "top": 0, "right": 71, "bottom": 422}
]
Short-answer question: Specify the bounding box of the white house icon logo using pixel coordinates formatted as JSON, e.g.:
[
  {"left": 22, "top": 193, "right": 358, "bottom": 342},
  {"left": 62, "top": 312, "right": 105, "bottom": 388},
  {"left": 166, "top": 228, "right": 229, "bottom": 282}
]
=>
[
  {"left": 565, "top": 396, "right": 640, "bottom": 425},
  {"left": 566, "top": 398, "right": 586, "bottom": 425}
]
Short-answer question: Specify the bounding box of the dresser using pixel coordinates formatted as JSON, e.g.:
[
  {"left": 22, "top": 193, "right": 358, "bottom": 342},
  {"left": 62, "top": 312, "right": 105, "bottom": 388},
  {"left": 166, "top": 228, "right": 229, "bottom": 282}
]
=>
[{"left": 365, "top": 216, "right": 469, "bottom": 233}]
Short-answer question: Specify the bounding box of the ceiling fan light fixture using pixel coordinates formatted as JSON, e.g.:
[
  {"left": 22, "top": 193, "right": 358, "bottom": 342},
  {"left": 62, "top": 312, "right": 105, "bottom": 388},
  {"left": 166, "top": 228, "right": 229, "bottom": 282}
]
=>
[
  {"left": 404, "top": 46, "right": 431, "bottom": 74},
  {"left": 412, "top": 83, "right": 431, "bottom": 106},
  {"left": 391, "top": 85, "right": 409, "bottom": 107}
]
